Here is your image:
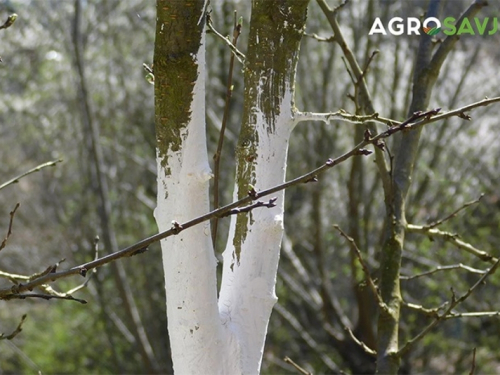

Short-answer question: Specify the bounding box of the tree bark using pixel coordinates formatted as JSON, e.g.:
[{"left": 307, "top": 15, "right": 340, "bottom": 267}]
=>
[
  {"left": 154, "top": 1, "right": 229, "bottom": 373},
  {"left": 376, "top": 1, "right": 488, "bottom": 373},
  {"left": 218, "top": 1, "right": 309, "bottom": 373},
  {"left": 155, "top": 1, "right": 309, "bottom": 373}
]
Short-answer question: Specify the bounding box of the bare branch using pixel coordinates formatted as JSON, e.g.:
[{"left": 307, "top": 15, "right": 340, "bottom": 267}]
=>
[
  {"left": 0, "top": 270, "right": 30, "bottom": 282},
  {"left": 0, "top": 203, "right": 20, "bottom": 251},
  {"left": 333, "top": 225, "right": 386, "bottom": 312},
  {"left": 360, "top": 50, "right": 379, "bottom": 82},
  {"left": 470, "top": 347, "right": 476, "bottom": 375},
  {"left": 398, "top": 257, "right": 500, "bottom": 357},
  {"left": 206, "top": 12, "right": 245, "bottom": 64},
  {"left": 1, "top": 99, "right": 498, "bottom": 301},
  {"left": 303, "top": 32, "right": 334, "bottom": 42},
  {"left": 425, "top": 194, "right": 484, "bottom": 229},
  {"left": 0, "top": 159, "right": 63, "bottom": 191},
  {"left": 212, "top": 10, "right": 242, "bottom": 247},
  {"left": 400, "top": 263, "right": 487, "bottom": 280},
  {"left": 283, "top": 356, "right": 312, "bottom": 375},
  {"left": 445, "top": 311, "right": 500, "bottom": 319},
  {"left": 274, "top": 303, "right": 342, "bottom": 373},
  {"left": 0, "top": 314, "right": 26, "bottom": 340},
  {"left": 6, "top": 292, "right": 87, "bottom": 304},
  {"left": 294, "top": 109, "right": 396, "bottom": 127},
  {"left": 402, "top": 300, "right": 448, "bottom": 317},
  {"left": 66, "top": 236, "right": 99, "bottom": 295},
  {"left": 406, "top": 224, "right": 497, "bottom": 264},
  {"left": 345, "top": 326, "right": 377, "bottom": 357},
  {"left": 316, "top": 0, "right": 392, "bottom": 194},
  {"left": 429, "top": 1, "right": 489, "bottom": 76},
  {"left": 223, "top": 198, "right": 277, "bottom": 216}
]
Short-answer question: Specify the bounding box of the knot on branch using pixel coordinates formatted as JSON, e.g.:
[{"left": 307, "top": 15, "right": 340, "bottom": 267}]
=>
[
  {"left": 304, "top": 175, "right": 318, "bottom": 183},
  {"left": 457, "top": 111, "right": 471, "bottom": 120},
  {"left": 171, "top": 221, "right": 184, "bottom": 234},
  {"left": 356, "top": 148, "right": 373, "bottom": 156}
]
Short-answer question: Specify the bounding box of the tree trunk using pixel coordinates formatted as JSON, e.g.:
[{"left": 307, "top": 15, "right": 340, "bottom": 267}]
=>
[
  {"left": 376, "top": 1, "right": 488, "bottom": 373},
  {"left": 218, "top": 1, "right": 309, "bottom": 372},
  {"left": 154, "top": 0, "right": 309, "bottom": 373},
  {"left": 154, "top": 1, "right": 228, "bottom": 373}
]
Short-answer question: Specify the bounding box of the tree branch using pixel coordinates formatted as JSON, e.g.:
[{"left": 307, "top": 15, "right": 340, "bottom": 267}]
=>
[
  {"left": 274, "top": 303, "right": 342, "bottom": 373},
  {"left": 0, "top": 203, "right": 20, "bottom": 251},
  {"left": 406, "top": 224, "right": 497, "bottom": 264},
  {"left": 6, "top": 292, "right": 87, "bottom": 304},
  {"left": 206, "top": 12, "right": 246, "bottom": 64},
  {"left": 398, "top": 257, "right": 500, "bottom": 357},
  {"left": 212, "top": 11, "right": 242, "bottom": 248},
  {"left": 316, "top": 0, "right": 392, "bottom": 196},
  {"left": 1, "top": 98, "right": 498, "bottom": 301},
  {"left": 345, "top": 326, "right": 377, "bottom": 357},
  {"left": 293, "top": 109, "right": 397, "bottom": 127},
  {"left": 283, "top": 356, "right": 312, "bottom": 375},
  {"left": 0, "top": 314, "right": 26, "bottom": 340},
  {"left": 333, "top": 225, "right": 385, "bottom": 312},
  {"left": 425, "top": 194, "right": 484, "bottom": 230},
  {"left": 400, "top": 263, "right": 487, "bottom": 280},
  {"left": 0, "top": 159, "right": 62, "bottom": 191}
]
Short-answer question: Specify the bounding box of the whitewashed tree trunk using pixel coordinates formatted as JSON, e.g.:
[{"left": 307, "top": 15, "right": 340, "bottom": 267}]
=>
[{"left": 154, "top": 1, "right": 309, "bottom": 373}]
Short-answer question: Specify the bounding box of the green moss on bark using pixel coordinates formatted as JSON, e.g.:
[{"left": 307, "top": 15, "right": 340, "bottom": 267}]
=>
[
  {"left": 154, "top": 0, "right": 206, "bottom": 174},
  {"left": 232, "top": 0, "right": 309, "bottom": 265}
]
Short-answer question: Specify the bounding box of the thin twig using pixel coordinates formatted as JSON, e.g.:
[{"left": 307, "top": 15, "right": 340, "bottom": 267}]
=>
[
  {"left": 223, "top": 198, "right": 277, "bottom": 216},
  {"left": 66, "top": 236, "right": 99, "bottom": 295},
  {"left": 398, "top": 257, "right": 500, "bottom": 356},
  {"left": 6, "top": 293, "right": 87, "bottom": 304},
  {"left": 303, "top": 32, "right": 334, "bottom": 42},
  {"left": 406, "top": 224, "right": 497, "bottom": 264},
  {"left": 360, "top": 50, "right": 379, "bottom": 82},
  {"left": 316, "top": 0, "right": 392, "bottom": 195},
  {"left": 0, "top": 314, "right": 26, "bottom": 340},
  {"left": 283, "top": 356, "right": 312, "bottom": 375},
  {"left": 333, "top": 225, "right": 385, "bottom": 311},
  {"left": 426, "top": 194, "right": 484, "bottom": 229},
  {"left": 445, "top": 311, "right": 500, "bottom": 319},
  {"left": 0, "top": 100, "right": 498, "bottom": 300},
  {"left": 402, "top": 300, "right": 448, "bottom": 317},
  {"left": 294, "top": 109, "right": 396, "bottom": 127},
  {"left": 206, "top": 13, "right": 245, "bottom": 64},
  {"left": 345, "top": 326, "right": 377, "bottom": 357},
  {"left": 469, "top": 347, "right": 476, "bottom": 375},
  {"left": 0, "top": 203, "right": 20, "bottom": 251},
  {"left": 212, "top": 11, "right": 242, "bottom": 248},
  {"left": 400, "top": 263, "right": 486, "bottom": 280},
  {"left": 0, "top": 159, "right": 63, "bottom": 191}
]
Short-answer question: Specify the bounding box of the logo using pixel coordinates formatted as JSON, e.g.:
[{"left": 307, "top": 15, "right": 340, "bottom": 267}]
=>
[
  {"left": 423, "top": 26, "right": 440, "bottom": 35},
  {"left": 369, "top": 17, "right": 498, "bottom": 36}
]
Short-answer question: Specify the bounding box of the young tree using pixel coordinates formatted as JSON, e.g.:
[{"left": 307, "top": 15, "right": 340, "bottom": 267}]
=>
[
  {"left": 2, "top": 1, "right": 500, "bottom": 374},
  {"left": 154, "top": 0, "right": 309, "bottom": 372},
  {"left": 154, "top": 0, "right": 500, "bottom": 373}
]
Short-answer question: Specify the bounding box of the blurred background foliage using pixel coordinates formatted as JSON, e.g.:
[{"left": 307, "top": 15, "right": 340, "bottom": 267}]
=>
[{"left": 0, "top": 0, "right": 499, "bottom": 373}]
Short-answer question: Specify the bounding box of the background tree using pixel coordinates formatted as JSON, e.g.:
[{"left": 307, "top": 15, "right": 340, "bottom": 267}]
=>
[{"left": 0, "top": 0, "right": 499, "bottom": 374}]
